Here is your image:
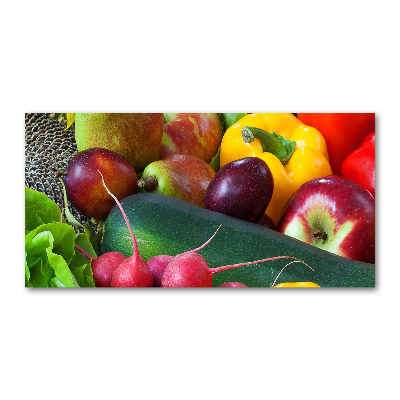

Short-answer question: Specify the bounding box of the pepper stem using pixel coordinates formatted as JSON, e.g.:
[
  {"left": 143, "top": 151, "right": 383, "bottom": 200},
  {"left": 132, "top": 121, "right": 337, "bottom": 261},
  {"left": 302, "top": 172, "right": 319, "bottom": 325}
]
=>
[{"left": 241, "top": 126, "right": 296, "bottom": 165}]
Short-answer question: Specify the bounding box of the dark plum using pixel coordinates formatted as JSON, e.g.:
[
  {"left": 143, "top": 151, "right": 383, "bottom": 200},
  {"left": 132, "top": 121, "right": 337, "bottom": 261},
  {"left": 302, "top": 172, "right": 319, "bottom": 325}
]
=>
[
  {"left": 204, "top": 157, "right": 274, "bottom": 222},
  {"left": 256, "top": 213, "right": 277, "bottom": 230},
  {"left": 63, "top": 147, "right": 137, "bottom": 220}
]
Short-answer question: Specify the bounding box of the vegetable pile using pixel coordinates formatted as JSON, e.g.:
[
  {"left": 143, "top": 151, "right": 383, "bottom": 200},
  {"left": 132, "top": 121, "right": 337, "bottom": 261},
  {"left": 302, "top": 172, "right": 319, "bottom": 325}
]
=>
[{"left": 25, "top": 112, "right": 376, "bottom": 288}]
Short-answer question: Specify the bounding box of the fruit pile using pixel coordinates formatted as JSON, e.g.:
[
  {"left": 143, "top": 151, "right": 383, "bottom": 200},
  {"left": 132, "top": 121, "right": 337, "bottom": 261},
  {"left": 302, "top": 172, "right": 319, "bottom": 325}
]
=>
[{"left": 25, "top": 112, "right": 375, "bottom": 288}]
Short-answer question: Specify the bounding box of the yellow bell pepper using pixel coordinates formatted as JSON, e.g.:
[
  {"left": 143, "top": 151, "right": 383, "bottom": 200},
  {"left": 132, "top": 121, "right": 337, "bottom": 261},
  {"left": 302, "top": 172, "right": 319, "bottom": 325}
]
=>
[
  {"left": 220, "top": 113, "right": 332, "bottom": 225},
  {"left": 274, "top": 282, "right": 320, "bottom": 288}
]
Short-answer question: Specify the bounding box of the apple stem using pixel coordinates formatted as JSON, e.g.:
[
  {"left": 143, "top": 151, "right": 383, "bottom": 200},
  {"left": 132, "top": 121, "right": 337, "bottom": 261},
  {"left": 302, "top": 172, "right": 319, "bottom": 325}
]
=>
[{"left": 313, "top": 229, "right": 328, "bottom": 244}]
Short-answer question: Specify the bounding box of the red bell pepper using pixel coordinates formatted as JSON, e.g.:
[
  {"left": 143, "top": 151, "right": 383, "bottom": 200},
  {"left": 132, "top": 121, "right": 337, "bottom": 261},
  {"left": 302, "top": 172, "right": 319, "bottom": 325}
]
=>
[
  {"left": 297, "top": 113, "right": 375, "bottom": 175},
  {"left": 341, "top": 132, "right": 375, "bottom": 197}
]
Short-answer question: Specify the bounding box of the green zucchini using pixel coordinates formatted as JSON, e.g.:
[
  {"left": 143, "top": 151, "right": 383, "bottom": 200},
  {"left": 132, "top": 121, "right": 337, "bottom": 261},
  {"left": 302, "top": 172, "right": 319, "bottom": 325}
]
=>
[{"left": 101, "top": 193, "right": 375, "bottom": 287}]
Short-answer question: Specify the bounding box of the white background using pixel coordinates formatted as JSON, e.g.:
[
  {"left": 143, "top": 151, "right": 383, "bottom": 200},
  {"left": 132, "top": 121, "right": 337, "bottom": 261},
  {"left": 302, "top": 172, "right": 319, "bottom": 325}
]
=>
[{"left": 2, "top": 1, "right": 398, "bottom": 399}]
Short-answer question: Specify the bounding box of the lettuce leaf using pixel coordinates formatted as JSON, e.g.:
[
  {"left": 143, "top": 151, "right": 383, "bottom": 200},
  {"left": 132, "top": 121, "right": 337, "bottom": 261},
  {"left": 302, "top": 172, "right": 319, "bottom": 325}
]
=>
[
  {"left": 25, "top": 187, "right": 61, "bottom": 234},
  {"left": 25, "top": 187, "right": 99, "bottom": 287},
  {"left": 69, "top": 233, "right": 97, "bottom": 287},
  {"left": 25, "top": 227, "right": 78, "bottom": 287}
]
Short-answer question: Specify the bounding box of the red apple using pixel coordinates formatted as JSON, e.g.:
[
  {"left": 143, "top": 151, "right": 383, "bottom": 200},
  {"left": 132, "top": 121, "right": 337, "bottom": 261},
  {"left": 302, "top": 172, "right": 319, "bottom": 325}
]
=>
[
  {"left": 277, "top": 176, "right": 375, "bottom": 264},
  {"left": 158, "top": 113, "right": 223, "bottom": 164}
]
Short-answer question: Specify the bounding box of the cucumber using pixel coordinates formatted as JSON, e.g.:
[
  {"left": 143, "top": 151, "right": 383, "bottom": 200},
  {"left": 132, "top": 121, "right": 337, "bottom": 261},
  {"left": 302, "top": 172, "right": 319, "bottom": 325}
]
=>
[{"left": 101, "top": 193, "right": 375, "bottom": 287}]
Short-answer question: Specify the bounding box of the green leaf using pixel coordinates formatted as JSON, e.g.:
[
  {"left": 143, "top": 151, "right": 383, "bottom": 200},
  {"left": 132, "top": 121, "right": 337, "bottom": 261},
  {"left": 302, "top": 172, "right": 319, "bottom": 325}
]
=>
[
  {"left": 25, "top": 231, "right": 56, "bottom": 286},
  {"left": 47, "top": 251, "right": 76, "bottom": 287},
  {"left": 73, "top": 263, "right": 95, "bottom": 287},
  {"left": 27, "top": 223, "right": 76, "bottom": 265},
  {"left": 25, "top": 223, "right": 77, "bottom": 287},
  {"left": 70, "top": 233, "right": 96, "bottom": 287},
  {"left": 50, "top": 277, "right": 66, "bottom": 287},
  {"left": 25, "top": 187, "right": 61, "bottom": 234},
  {"left": 220, "top": 113, "right": 248, "bottom": 132},
  {"left": 70, "top": 233, "right": 97, "bottom": 270},
  {"left": 25, "top": 252, "right": 30, "bottom": 282}
]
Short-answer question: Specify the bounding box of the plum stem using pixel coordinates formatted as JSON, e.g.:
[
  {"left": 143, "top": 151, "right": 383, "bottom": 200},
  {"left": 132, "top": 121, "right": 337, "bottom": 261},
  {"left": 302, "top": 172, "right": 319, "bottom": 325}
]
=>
[
  {"left": 99, "top": 171, "right": 139, "bottom": 263},
  {"left": 271, "top": 260, "right": 314, "bottom": 287},
  {"left": 211, "top": 256, "right": 312, "bottom": 276},
  {"left": 75, "top": 244, "right": 96, "bottom": 261},
  {"left": 189, "top": 224, "right": 222, "bottom": 253}
]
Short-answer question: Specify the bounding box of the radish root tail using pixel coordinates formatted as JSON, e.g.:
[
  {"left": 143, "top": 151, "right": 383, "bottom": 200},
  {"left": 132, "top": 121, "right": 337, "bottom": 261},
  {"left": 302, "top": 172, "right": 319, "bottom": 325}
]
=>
[
  {"left": 99, "top": 170, "right": 139, "bottom": 261},
  {"left": 188, "top": 224, "right": 223, "bottom": 253},
  {"left": 74, "top": 244, "right": 96, "bottom": 261},
  {"left": 271, "top": 260, "right": 315, "bottom": 288}
]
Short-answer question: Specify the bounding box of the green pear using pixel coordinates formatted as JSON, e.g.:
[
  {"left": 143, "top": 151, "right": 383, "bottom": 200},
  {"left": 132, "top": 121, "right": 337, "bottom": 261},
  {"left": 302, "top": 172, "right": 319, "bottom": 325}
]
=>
[
  {"left": 137, "top": 154, "right": 215, "bottom": 208},
  {"left": 75, "top": 113, "right": 164, "bottom": 172}
]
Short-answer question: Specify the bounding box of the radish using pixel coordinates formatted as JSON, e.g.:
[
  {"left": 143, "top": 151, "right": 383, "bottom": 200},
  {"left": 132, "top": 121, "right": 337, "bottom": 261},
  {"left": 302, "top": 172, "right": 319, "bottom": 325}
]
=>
[
  {"left": 98, "top": 170, "right": 310, "bottom": 288},
  {"left": 147, "top": 255, "right": 175, "bottom": 287},
  {"left": 74, "top": 244, "right": 127, "bottom": 287},
  {"left": 218, "top": 282, "right": 248, "bottom": 287},
  {"left": 157, "top": 222, "right": 312, "bottom": 287},
  {"left": 99, "top": 171, "right": 153, "bottom": 287},
  {"left": 160, "top": 252, "right": 307, "bottom": 287},
  {"left": 147, "top": 226, "right": 222, "bottom": 286}
]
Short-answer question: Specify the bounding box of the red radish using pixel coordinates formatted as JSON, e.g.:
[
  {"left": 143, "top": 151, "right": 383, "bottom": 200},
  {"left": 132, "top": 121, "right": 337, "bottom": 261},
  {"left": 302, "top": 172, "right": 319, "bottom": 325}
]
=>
[
  {"left": 218, "top": 282, "right": 248, "bottom": 288},
  {"left": 99, "top": 171, "right": 153, "bottom": 287},
  {"left": 147, "top": 255, "right": 175, "bottom": 287},
  {"left": 75, "top": 244, "right": 127, "bottom": 287},
  {"left": 93, "top": 252, "right": 127, "bottom": 287},
  {"left": 160, "top": 223, "right": 311, "bottom": 288},
  {"left": 147, "top": 226, "right": 222, "bottom": 286},
  {"left": 161, "top": 252, "right": 212, "bottom": 287},
  {"left": 161, "top": 253, "right": 306, "bottom": 287}
]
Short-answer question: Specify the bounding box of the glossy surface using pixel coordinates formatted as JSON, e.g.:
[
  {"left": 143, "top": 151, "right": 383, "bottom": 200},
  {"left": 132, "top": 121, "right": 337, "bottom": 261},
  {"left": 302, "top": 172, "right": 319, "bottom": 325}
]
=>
[
  {"left": 220, "top": 113, "right": 332, "bottom": 224},
  {"left": 75, "top": 113, "right": 164, "bottom": 173},
  {"left": 297, "top": 113, "right": 375, "bottom": 175},
  {"left": 63, "top": 147, "right": 137, "bottom": 220},
  {"left": 147, "top": 255, "right": 175, "bottom": 287},
  {"left": 277, "top": 176, "right": 375, "bottom": 264},
  {"left": 101, "top": 193, "right": 375, "bottom": 287},
  {"left": 341, "top": 132, "right": 375, "bottom": 197},
  {"left": 159, "top": 113, "right": 222, "bottom": 164},
  {"left": 92, "top": 252, "right": 127, "bottom": 287},
  {"left": 138, "top": 154, "right": 215, "bottom": 208},
  {"left": 204, "top": 157, "right": 274, "bottom": 223}
]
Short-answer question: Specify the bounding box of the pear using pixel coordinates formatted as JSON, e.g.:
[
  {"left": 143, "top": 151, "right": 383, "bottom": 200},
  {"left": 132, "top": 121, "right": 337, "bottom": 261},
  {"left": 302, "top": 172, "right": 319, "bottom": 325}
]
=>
[
  {"left": 75, "top": 113, "right": 164, "bottom": 172},
  {"left": 137, "top": 154, "right": 215, "bottom": 208}
]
